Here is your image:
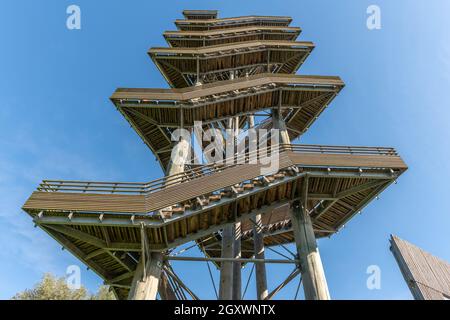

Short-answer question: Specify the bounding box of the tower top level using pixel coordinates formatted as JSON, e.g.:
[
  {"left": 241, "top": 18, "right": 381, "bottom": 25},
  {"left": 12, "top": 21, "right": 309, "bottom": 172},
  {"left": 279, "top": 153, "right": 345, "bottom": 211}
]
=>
[{"left": 182, "top": 10, "right": 218, "bottom": 20}]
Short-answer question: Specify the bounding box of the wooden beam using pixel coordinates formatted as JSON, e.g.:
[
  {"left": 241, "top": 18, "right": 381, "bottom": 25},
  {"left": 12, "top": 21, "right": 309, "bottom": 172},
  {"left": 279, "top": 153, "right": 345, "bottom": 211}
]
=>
[
  {"left": 266, "top": 268, "right": 301, "bottom": 300},
  {"left": 40, "top": 226, "right": 111, "bottom": 280},
  {"left": 44, "top": 224, "right": 107, "bottom": 248},
  {"left": 166, "top": 256, "right": 298, "bottom": 264},
  {"left": 335, "top": 179, "right": 387, "bottom": 199}
]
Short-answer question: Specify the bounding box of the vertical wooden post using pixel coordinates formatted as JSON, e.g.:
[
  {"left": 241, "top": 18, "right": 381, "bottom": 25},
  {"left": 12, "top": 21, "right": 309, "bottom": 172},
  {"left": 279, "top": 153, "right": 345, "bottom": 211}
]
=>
[
  {"left": 129, "top": 107, "right": 191, "bottom": 300},
  {"left": 128, "top": 252, "right": 164, "bottom": 300},
  {"left": 220, "top": 117, "right": 237, "bottom": 300},
  {"left": 196, "top": 56, "right": 201, "bottom": 86},
  {"left": 232, "top": 222, "right": 242, "bottom": 299},
  {"left": 272, "top": 89, "right": 291, "bottom": 146},
  {"left": 253, "top": 213, "right": 268, "bottom": 300},
  {"left": 166, "top": 107, "right": 190, "bottom": 178},
  {"left": 247, "top": 114, "right": 268, "bottom": 300},
  {"left": 232, "top": 115, "right": 242, "bottom": 300},
  {"left": 219, "top": 224, "right": 234, "bottom": 300},
  {"left": 291, "top": 176, "right": 330, "bottom": 300}
]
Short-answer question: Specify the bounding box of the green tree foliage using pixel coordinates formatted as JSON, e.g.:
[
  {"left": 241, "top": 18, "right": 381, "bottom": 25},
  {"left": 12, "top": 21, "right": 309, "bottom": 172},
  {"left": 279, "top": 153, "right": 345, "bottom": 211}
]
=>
[{"left": 12, "top": 273, "right": 115, "bottom": 300}]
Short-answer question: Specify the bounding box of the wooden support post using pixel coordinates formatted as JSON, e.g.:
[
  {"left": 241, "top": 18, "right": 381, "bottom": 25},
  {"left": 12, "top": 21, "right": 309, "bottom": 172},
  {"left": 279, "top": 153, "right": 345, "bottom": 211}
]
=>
[
  {"left": 166, "top": 125, "right": 190, "bottom": 178},
  {"left": 195, "top": 56, "right": 201, "bottom": 86},
  {"left": 231, "top": 115, "right": 241, "bottom": 300},
  {"left": 291, "top": 176, "right": 330, "bottom": 300},
  {"left": 232, "top": 222, "right": 242, "bottom": 300},
  {"left": 129, "top": 107, "right": 191, "bottom": 300},
  {"left": 128, "top": 252, "right": 164, "bottom": 300},
  {"left": 248, "top": 114, "right": 268, "bottom": 300},
  {"left": 272, "top": 89, "right": 291, "bottom": 146},
  {"left": 253, "top": 214, "right": 268, "bottom": 300},
  {"left": 219, "top": 225, "right": 234, "bottom": 300}
]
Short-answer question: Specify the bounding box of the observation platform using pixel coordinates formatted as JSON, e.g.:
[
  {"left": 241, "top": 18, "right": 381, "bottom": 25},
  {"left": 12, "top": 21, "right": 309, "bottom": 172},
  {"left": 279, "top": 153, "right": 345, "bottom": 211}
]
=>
[
  {"left": 22, "top": 144, "right": 407, "bottom": 297},
  {"left": 111, "top": 73, "right": 343, "bottom": 170},
  {"left": 163, "top": 26, "right": 301, "bottom": 48}
]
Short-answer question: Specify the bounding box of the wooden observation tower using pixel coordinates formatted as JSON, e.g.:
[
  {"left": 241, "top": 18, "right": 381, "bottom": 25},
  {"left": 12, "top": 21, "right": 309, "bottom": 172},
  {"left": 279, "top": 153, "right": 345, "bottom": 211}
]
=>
[{"left": 22, "top": 10, "right": 407, "bottom": 300}]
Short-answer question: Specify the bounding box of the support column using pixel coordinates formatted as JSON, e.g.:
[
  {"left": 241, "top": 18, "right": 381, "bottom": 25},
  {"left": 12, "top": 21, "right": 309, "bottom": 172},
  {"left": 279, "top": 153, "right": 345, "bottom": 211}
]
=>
[
  {"left": 253, "top": 213, "right": 268, "bottom": 300},
  {"left": 291, "top": 176, "right": 330, "bottom": 300},
  {"left": 232, "top": 115, "right": 242, "bottom": 300},
  {"left": 220, "top": 117, "right": 237, "bottom": 300},
  {"left": 219, "top": 224, "right": 234, "bottom": 300},
  {"left": 128, "top": 252, "right": 164, "bottom": 300},
  {"left": 232, "top": 222, "right": 242, "bottom": 299},
  {"left": 166, "top": 104, "right": 189, "bottom": 179},
  {"left": 129, "top": 107, "right": 190, "bottom": 300},
  {"left": 248, "top": 114, "right": 268, "bottom": 300},
  {"left": 272, "top": 89, "right": 291, "bottom": 146}
]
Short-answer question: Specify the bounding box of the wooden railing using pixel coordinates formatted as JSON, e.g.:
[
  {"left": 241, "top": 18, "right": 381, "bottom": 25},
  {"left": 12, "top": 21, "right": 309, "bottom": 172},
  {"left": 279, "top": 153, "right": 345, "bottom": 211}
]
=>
[{"left": 36, "top": 144, "right": 398, "bottom": 195}]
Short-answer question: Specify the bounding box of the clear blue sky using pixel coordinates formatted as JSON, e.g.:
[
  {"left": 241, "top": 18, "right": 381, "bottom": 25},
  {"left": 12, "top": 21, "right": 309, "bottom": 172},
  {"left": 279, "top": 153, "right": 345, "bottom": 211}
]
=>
[{"left": 1, "top": 0, "right": 450, "bottom": 300}]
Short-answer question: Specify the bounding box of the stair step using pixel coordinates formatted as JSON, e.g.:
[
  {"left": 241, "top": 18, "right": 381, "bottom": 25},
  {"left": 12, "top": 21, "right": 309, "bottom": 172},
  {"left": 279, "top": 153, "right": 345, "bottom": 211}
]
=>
[
  {"left": 209, "top": 194, "right": 222, "bottom": 202},
  {"left": 171, "top": 207, "right": 185, "bottom": 214},
  {"left": 274, "top": 173, "right": 285, "bottom": 180},
  {"left": 243, "top": 183, "right": 254, "bottom": 190}
]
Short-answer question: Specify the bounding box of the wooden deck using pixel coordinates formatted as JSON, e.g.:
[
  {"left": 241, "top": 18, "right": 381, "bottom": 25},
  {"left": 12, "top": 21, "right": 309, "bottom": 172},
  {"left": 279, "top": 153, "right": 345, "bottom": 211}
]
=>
[
  {"left": 22, "top": 144, "right": 407, "bottom": 297},
  {"left": 164, "top": 26, "right": 301, "bottom": 48},
  {"left": 149, "top": 40, "right": 314, "bottom": 87},
  {"left": 111, "top": 73, "right": 343, "bottom": 170},
  {"left": 175, "top": 16, "right": 293, "bottom": 31}
]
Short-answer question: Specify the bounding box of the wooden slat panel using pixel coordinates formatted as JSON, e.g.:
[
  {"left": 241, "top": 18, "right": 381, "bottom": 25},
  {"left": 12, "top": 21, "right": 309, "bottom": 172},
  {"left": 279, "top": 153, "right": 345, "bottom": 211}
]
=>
[
  {"left": 288, "top": 152, "right": 408, "bottom": 170},
  {"left": 111, "top": 73, "right": 342, "bottom": 102},
  {"left": 23, "top": 192, "right": 146, "bottom": 213},
  {"left": 391, "top": 235, "right": 450, "bottom": 300}
]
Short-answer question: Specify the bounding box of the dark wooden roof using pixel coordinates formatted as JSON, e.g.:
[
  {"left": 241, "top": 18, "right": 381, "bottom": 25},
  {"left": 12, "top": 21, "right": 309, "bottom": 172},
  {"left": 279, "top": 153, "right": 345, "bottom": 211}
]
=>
[
  {"left": 175, "top": 16, "right": 293, "bottom": 31},
  {"left": 149, "top": 40, "right": 314, "bottom": 88},
  {"left": 111, "top": 73, "right": 343, "bottom": 170},
  {"left": 163, "top": 26, "right": 301, "bottom": 47},
  {"left": 390, "top": 235, "right": 450, "bottom": 300}
]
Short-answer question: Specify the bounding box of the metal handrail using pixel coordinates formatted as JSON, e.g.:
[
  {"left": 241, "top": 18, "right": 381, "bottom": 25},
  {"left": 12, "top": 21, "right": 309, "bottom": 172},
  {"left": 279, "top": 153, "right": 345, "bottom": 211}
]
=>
[{"left": 36, "top": 143, "right": 398, "bottom": 195}]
